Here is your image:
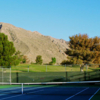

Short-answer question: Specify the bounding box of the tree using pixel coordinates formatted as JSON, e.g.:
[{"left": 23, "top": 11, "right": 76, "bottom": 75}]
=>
[
  {"left": 49, "top": 57, "right": 56, "bottom": 65},
  {"left": 14, "top": 51, "right": 23, "bottom": 65},
  {"left": 36, "top": 55, "right": 43, "bottom": 65},
  {"left": 0, "top": 33, "right": 16, "bottom": 67},
  {"left": 65, "top": 34, "right": 100, "bottom": 65}
]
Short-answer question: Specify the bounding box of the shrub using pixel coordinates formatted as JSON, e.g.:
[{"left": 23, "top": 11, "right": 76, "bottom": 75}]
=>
[
  {"left": 60, "top": 60, "right": 67, "bottom": 65},
  {"left": 36, "top": 55, "right": 43, "bottom": 65},
  {"left": 49, "top": 57, "right": 56, "bottom": 65}
]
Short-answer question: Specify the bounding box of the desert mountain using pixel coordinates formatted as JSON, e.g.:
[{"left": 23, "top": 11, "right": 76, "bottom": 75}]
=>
[{"left": 0, "top": 22, "right": 69, "bottom": 64}]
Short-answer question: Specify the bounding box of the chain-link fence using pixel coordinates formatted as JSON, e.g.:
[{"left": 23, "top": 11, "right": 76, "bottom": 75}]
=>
[
  {"left": 0, "top": 67, "right": 11, "bottom": 83},
  {"left": 11, "top": 71, "right": 100, "bottom": 83},
  {"left": 0, "top": 64, "right": 100, "bottom": 83}
]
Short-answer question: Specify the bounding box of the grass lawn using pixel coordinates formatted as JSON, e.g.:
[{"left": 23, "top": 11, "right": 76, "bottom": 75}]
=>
[
  {"left": 11, "top": 64, "right": 99, "bottom": 72},
  {"left": 0, "top": 85, "right": 21, "bottom": 89}
]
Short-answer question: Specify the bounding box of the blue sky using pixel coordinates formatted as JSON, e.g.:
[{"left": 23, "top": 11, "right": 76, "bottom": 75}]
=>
[{"left": 0, "top": 0, "right": 100, "bottom": 41}]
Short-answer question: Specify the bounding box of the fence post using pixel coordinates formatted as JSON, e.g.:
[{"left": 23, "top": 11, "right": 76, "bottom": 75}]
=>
[
  {"left": 10, "top": 67, "right": 11, "bottom": 83},
  {"left": 99, "top": 70, "right": 100, "bottom": 78},
  {"left": 16, "top": 72, "right": 19, "bottom": 83},
  {"left": 2, "top": 68, "right": 3, "bottom": 84},
  {"left": 66, "top": 72, "right": 68, "bottom": 81},
  {"left": 88, "top": 72, "right": 90, "bottom": 80},
  {"left": 84, "top": 71, "right": 86, "bottom": 81},
  {"left": 86, "top": 64, "right": 88, "bottom": 72},
  {"left": 65, "top": 64, "right": 66, "bottom": 72},
  {"left": 28, "top": 66, "right": 29, "bottom": 72},
  {"left": 46, "top": 65, "right": 47, "bottom": 72}
]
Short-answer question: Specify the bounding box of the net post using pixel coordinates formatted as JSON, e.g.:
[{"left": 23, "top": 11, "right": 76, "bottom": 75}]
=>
[{"left": 22, "top": 83, "right": 23, "bottom": 94}]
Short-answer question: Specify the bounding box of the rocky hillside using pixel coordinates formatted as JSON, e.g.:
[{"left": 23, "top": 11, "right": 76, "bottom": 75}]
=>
[{"left": 0, "top": 22, "right": 69, "bottom": 64}]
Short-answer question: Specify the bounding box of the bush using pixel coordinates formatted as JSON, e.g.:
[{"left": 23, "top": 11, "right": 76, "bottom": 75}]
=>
[
  {"left": 52, "top": 57, "right": 56, "bottom": 64},
  {"left": 49, "top": 61, "right": 53, "bottom": 65},
  {"left": 36, "top": 55, "right": 43, "bottom": 65},
  {"left": 61, "top": 60, "right": 73, "bottom": 65},
  {"left": 21, "top": 55, "right": 30, "bottom": 64},
  {"left": 60, "top": 60, "right": 67, "bottom": 65},
  {"left": 22, "top": 58, "right": 26, "bottom": 63},
  {"left": 49, "top": 57, "right": 56, "bottom": 65}
]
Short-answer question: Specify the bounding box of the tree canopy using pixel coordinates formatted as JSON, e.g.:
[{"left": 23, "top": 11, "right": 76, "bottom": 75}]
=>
[
  {"left": 65, "top": 34, "right": 100, "bottom": 64},
  {"left": 0, "top": 33, "right": 19, "bottom": 67}
]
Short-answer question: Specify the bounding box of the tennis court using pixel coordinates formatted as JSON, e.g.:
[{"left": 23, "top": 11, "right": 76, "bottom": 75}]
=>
[{"left": 0, "top": 81, "right": 100, "bottom": 100}]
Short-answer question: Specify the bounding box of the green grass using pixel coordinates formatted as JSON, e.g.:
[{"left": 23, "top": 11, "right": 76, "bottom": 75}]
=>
[
  {"left": 0, "top": 85, "right": 21, "bottom": 89},
  {"left": 11, "top": 64, "right": 99, "bottom": 72}
]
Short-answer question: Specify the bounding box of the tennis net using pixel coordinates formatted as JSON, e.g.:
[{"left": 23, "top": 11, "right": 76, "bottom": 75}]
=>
[{"left": 0, "top": 81, "right": 100, "bottom": 95}]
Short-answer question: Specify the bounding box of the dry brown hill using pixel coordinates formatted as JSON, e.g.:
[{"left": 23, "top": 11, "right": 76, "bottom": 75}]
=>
[{"left": 0, "top": 22, "right": 69, "bottom": 64}]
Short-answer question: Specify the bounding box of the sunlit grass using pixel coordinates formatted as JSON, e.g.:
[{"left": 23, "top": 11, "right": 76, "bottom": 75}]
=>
[{"left": 11, "top": 64, "right": 100, "bottom": 72}]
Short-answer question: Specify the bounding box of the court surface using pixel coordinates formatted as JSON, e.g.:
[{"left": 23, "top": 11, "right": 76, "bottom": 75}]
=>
[{"left": 0, "top": 84, "right": 100, "bottom": 100}]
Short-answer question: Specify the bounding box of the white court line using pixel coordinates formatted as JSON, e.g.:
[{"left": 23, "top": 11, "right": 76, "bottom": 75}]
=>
[
  {"left": 0, "top": 89, "right": 44, "bottom": 100},
  {"left": 0, "top": 87, "right": 46, "bottom": 100},
  {"left": 65, "top": 87, "right": 89, "bottom": 100},
  {"left": 0, "top": 94, "right": 23, "bottom": 100},
  {"left": 89, "top": 88, "right": 100, "bottom": 100},
  {"left": 27, "top": 89, "right": 44, "bottom": 94},
  {"left": 0, "top": 87, "right": 22, "bottom": 96},
  {"left": 0, "top": 86, "right": 45, "bottom": 95}
]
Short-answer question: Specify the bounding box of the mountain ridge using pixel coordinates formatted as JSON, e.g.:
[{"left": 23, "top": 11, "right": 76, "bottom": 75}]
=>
[{"left": 0, "top": 22, "right": 69, "bottom": 64}]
